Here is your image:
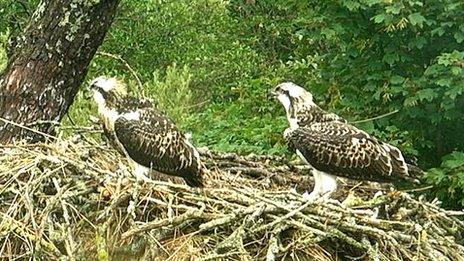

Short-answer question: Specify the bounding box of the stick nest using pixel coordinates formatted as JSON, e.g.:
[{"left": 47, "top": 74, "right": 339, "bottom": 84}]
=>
[{"left": 1, "top": 134, "right": 463, "bottom": 261}]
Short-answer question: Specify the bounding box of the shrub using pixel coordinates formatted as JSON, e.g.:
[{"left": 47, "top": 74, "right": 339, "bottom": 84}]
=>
[
  {"left": 426, "top": 152, "right": 464, "bottom": 209},
  {"left": 145, "top": 64, "right": 194, "bottom": 125}
]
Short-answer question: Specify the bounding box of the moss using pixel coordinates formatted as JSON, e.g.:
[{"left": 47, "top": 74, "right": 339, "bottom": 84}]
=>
[
  {"left": 59, "top": 1, "right": 97, "bottom": 42},
  {"left": 32, "top": 2, "right": 47, "bottom": 22},
  {"left": 58, "top": 9, "right": 71, "bottom": 27},
  {"left": 84, "top": 0, "right": 102, "bottom": 7},
  {"left": 95, "top": 228, "right": 109, "bottom": 261}
]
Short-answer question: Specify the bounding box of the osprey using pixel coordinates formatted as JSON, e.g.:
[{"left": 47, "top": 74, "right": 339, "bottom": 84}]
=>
[
  {"left": 270, "top": 82, "right": 423, "bottom": 200},
  {"left": 90, "top": 76, "right": 205, "bottom": 187}
]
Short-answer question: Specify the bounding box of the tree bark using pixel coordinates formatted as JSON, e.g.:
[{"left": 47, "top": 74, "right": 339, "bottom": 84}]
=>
[{"left": 0, "top": 0, "right": 120, "bottom": 143}]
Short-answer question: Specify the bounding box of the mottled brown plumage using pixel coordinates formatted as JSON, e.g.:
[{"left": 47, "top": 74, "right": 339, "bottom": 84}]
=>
[
  {"left": 294, "top": 105, "right": 347, "bottom": 126},
  {"left": 271, "top": 82, "right": 423, "bottom": 200},
  {"left": 114, "top": 110, "right": 204, "bottom": 187},
  {"left": 285, "top": 122, "right": 415, "bottom": 182},
  {"left": 90, "top": 76, "right": 204, "bottom": 187}
]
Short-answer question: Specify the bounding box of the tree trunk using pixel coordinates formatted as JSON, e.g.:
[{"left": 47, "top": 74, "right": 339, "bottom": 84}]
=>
[{"left": 0, "top": 0, "right": 120, "bottom": 143}]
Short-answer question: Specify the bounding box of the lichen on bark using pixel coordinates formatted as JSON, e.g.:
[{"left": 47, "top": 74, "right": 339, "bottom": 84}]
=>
[{"left": 0, "top": 0, "right": 121, "bottom": 143}]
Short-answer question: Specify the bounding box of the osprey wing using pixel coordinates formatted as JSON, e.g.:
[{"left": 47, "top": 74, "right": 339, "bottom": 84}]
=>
[
  {"left": 114, "top": 109, "right": 203, "bottom": 187},
  {"left": 286, "top": 122, "right": 411, "bottom": 182},
  {"left": 117, "top": 96, "right": 155, "bottom": 112},
  {"left": 296, "top": 107, "right": 347, "bottom": 127}
]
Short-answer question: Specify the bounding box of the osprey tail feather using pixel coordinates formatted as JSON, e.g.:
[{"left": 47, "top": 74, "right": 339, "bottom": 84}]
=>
[
  {"left": 183, "top": 164, "right": 207, "bottom": 187},
  {"left": 183, "top": 173, "right": 204, "bottom": 187},
  {"left": 405, "top": 164, "right": 425, "bottom": 184}
]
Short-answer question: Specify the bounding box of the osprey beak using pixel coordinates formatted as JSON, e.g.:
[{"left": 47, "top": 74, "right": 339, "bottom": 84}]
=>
[
  {"left": 88, "top": 78, "right": 99, "bottom": 90},
  {"left": 268, "top": 90, "right": 278, "bottom": 99}
]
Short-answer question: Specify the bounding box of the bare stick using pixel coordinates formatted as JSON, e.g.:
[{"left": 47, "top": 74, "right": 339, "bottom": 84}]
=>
[
  {"left": 351, "top": 109, "right": 399, "bottom": 124},
  {"left": 96, "top": 51, "right": 144, "bottom": 94}
]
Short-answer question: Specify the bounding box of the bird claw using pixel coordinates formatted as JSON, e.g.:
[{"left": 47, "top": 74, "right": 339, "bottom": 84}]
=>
[
  {"left": 301, "top": 190, "right": 339, "bottom": 205},
  {"left": 301, "top": 191, "right": 319, "bottom": 202}
]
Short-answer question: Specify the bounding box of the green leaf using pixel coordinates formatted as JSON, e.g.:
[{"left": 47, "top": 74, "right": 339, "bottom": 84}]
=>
[
  {"left": 409, "top": 36, "right": 427, "bottom": 49},
  {"left": 426, "top": 168, "right": 446, "bottom": 183},
  {"left": 390, "top": 75, "right": 404, "bottom": 84},
  {"left": 372, "top": 14, "right": 387, "bottom": 24},
  {"left": 436, "top": 78, "right": 452, "bottom": 87},
  {"left": 431, "top": 27, "right": 445, "bottom": 36},
  {"left": 365, "top": 0, "right": 382, "bottom": 6},
  {"left": 444, "top": 86, "right": 463, "bottom": 99},
  {"left": 454, "top": 32, "right": 464, "bottom": 44},
  {"left": 356, "top": 121, "right": 375, "bottom": 134},
  {"left": 404, "top": 96, "right": 418, "bottom": 107},
  {"left": 408, "top": 13, "right": 426, "bottom": 28},
  {"left": 441, "top": 99, "right": 456, "bottom": 110},
  {"left": 443, "top": 160, "right": 464, "bottom": 169},
  {"left": 343, "top": 1, "right": 361, "bottom": 11},
  {"left": 416, "top": 88, "right": 437, "bottom": 101},
  {"left": 383, "top": 53, "right": 399, "bottom": 65},
  {"left": 386, "top": 4, "right": 402, "bottom": 15},
  {"left": 451, "top": 66, "right": 461, "bottom": 76},
  {"left": 447, "top": 152, "right": 464, "bottom": 160},
  {"left": 321, "top": 28, "right": 336, "bottom": 39}
]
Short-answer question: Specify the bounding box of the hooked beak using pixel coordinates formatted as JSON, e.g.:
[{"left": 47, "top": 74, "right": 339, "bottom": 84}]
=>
[
  {"left": 267, "top": 90, "right": 278, "bottom": 99},
  {"left": 85, "top": 79, "right": 104, "bottom": 100},
  {"left": 88, "top": 78, "right": 99, "bottom": 91}
]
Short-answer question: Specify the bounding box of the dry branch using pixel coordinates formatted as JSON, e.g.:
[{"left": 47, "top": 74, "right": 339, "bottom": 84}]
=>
[{"left": 0, "top": 131, "right": 463, "bottom": 260}]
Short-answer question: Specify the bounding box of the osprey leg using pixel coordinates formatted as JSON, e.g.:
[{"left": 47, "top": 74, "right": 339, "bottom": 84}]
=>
[
  {"left": 303, "top": 170, "right": 337, "bottom": 201},
  {"left": 318, "top": 172, "right": 337, "bottom": 199},
  {"left": 133, "top": 163, "right": 152, "bottom": 183}
]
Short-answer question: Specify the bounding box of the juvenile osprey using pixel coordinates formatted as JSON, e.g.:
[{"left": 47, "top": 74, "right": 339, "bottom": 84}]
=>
[
  {"left": 270, "top": 82, "right": 423, "bottom": 200},
  {"left": 90, "top": 76, "right": 205, "bottom": 187}
]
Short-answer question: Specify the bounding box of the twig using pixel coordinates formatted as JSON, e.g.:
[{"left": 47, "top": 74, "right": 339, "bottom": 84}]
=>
[
  {"left": 121, "top": 209, "right": 210, "bottom": 240},
  {"left": 24, "top": 120, "right": 61, "bottom": 127},
  {"left": 401, "top": 185, "right": 433, "bottom": 193},
  {"left": 351, "top": 109, "right": 399, "bottom": 124},
  {"left": 253, "top": 200, "right": 314, "bottom": 233},
  {"left": 0, "top": 117, "right": 57, "bottom": 140},
  {"left": 96, "top": 51, "right": 143, "bottom": 94},
  {"left": 53, "top": 178, "right": 77, "bottom": 260}
]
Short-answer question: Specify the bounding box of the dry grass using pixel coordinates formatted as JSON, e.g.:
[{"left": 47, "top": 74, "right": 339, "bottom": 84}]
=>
[{"left": 1, "top": 130, "right": 463, "bottom": 261}]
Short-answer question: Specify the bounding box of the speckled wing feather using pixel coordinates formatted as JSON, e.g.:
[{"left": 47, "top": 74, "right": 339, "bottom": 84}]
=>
[
  {"left": 114, "top": 109, "right": 203, "bottom": 187},
  {"left": 117, "top": 96, "right": 154, "bottom": 112},
  {"left": 286, "top": 122, "right": 412, "bottom": 182},
  {"left": 102, "top": 124, "right": 127, "bottom": 156},
  {"left": 296, "top": 106, "right": 347, "bottom": 126},
  {"left": 100, "top": 96, "right": 154, "bottom": 156}
]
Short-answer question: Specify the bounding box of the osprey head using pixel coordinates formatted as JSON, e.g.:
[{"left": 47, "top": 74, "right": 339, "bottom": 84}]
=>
[
  {"left": 90, "top": 76, "right": 127, "bottom": 108},
  {"left": 269, "top": 82, "right": 314, "bottom": 118}
]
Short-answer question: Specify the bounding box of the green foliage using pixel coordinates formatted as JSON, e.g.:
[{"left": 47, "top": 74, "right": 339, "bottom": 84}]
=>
[
  {"left": 227, "top": 0, "right": 464, "bottom": 207},
  {"left": 184, "top": 101, "right": 288, "bottom": 155},
  {"left": 0, "top": 30, "right": 7, "bottom": 72},
  {"left": 426, "top": 152, "right": 464, "bottom": 209},
  {"left": 145, "top": 64, "right": 194, "bottom": 124},
  {"left": 0, "top": 0, "right": 39, "bottom": 58}
]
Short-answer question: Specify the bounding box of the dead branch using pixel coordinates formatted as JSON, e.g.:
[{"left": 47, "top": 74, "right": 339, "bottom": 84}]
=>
[{"left": 0, "top": 133, "right": 463, "bottom": 260}]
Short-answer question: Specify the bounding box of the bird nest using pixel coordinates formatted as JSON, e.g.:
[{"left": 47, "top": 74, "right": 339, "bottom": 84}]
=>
[{"left": 0, "top": 133, "right": 463, "bottom": 261}]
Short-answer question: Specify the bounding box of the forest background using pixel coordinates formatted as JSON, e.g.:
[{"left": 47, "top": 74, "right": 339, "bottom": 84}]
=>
[{"left": 1, "top": 0, "right": 463, "bottom": 209}]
